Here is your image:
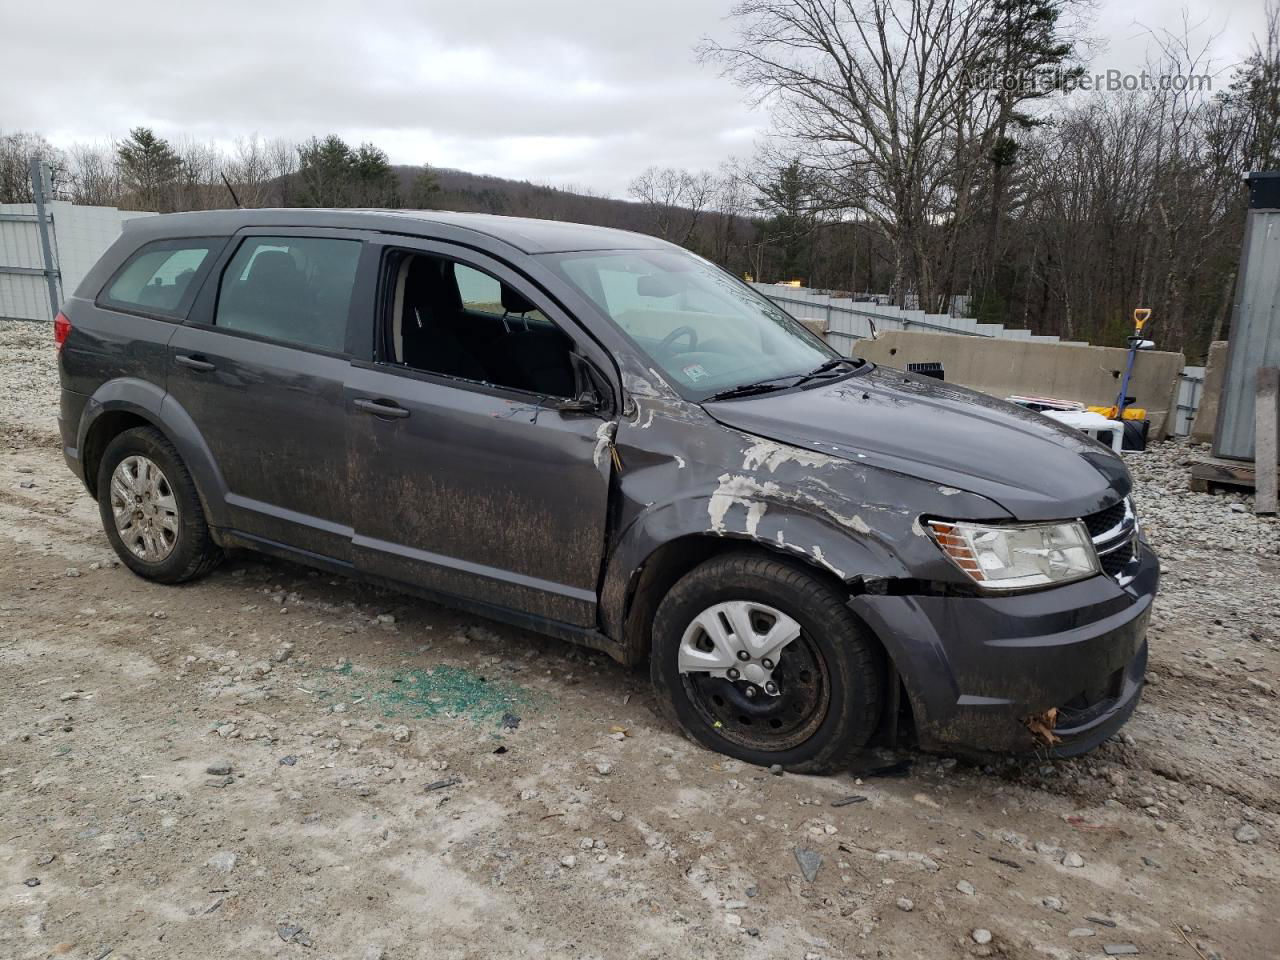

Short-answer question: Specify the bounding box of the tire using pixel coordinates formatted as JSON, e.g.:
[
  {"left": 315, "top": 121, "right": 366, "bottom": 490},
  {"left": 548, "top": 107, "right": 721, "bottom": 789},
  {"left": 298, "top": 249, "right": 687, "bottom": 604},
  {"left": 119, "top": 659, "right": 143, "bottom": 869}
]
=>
[
  {"left": 96, "top": 426, "right": 222, "bottom": 584},
  {"left": 650, "top": 551, "right": 884, "bottom": 773},
  {"left": 1121, "top": 419, "right": 1149, "bottom": 451}
]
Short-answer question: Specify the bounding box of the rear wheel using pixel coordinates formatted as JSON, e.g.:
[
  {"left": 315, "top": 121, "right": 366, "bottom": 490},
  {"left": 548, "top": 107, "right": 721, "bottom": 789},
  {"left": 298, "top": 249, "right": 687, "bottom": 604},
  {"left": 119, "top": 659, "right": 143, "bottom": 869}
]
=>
[
  {"left": 650, "top": 552, "right": 883, "bottom": 773},
  {"left": 97, "top": 426, "right": 222, "bottom": 583}
]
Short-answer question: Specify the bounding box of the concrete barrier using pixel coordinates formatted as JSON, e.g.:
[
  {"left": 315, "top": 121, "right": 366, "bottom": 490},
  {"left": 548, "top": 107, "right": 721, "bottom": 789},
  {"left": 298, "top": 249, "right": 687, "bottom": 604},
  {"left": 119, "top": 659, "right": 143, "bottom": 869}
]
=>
[
  {"left": 1190, "top": 341, "right": 1229, "bottom": 445},
  {"left": 851, "top": 330, "right": 1186, "bottom": 439}
]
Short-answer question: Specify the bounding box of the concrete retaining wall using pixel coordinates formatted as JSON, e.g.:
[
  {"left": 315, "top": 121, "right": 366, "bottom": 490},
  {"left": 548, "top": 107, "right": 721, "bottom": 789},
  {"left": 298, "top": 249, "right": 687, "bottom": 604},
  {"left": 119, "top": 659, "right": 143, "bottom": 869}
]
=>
[
  {"left": 1190, "top": 341, "right": 1229, "bottom": 444},
  {"left": 851, "top": 330, "right": 1186, "bottom": 439}
]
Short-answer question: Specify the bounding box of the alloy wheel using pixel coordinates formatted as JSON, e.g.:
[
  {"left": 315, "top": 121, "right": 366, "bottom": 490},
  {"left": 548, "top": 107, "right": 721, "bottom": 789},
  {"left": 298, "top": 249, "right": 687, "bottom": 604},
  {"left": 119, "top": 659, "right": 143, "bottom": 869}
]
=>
[{"left": 109, "top": 454, "right": 179, "bottom": 563}]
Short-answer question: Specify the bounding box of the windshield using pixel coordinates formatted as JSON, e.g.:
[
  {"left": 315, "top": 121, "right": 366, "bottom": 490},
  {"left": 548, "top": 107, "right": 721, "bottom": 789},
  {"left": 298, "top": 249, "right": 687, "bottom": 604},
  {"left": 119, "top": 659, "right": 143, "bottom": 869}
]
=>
[{"left": 542, "top": 248, "right": 842, "bottom": 400}]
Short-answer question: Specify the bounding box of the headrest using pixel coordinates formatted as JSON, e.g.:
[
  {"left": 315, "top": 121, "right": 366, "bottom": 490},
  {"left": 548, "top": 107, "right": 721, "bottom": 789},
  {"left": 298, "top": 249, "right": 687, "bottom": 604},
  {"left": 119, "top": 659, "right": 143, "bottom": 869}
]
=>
[
  {"left": 240, "top": 249, "right": 302, "bottom": 295},
  {"left": 501, "top": 284, "right": 536, "bottom": 315},
  {"left": 405, "top": 256, "right": 462, "bottom": 312}
]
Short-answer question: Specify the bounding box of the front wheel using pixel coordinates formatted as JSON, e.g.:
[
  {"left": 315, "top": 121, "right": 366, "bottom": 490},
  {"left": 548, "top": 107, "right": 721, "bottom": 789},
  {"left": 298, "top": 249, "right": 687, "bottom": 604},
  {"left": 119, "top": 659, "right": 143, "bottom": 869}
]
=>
[{"left": 650, "top": 552, "right": 884, "bottom": 773}]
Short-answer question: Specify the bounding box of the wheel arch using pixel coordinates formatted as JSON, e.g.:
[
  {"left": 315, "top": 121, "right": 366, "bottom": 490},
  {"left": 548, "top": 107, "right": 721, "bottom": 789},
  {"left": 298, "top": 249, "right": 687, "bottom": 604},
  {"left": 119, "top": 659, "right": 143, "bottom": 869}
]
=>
[
  {"left": 601, "top": 497, "right": 907, "bottom": 668},
  {"left": 78, "top": 379, "right": 228, "bottom": 528}
]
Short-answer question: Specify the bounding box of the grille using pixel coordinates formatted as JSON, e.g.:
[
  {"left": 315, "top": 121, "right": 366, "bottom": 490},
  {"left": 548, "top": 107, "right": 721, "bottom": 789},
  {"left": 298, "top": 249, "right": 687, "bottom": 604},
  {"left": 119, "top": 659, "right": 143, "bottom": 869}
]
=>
[
  {"left": 1083, "top": 502, "right": 1125, "bottom": 539},
  {"left": 1083, "top": 497, "right": 1137, "bottom": 579},
  {"left": 1099, "top": 540, "right": 1135, "bottom": 576}
]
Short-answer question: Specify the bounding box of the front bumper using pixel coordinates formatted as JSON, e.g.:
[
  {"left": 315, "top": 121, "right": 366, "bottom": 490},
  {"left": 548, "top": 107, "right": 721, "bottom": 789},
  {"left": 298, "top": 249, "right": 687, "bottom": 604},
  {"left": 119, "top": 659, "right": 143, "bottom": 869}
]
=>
[{"left": 853, "top": 540, "right": 1158, "bottom": 755}]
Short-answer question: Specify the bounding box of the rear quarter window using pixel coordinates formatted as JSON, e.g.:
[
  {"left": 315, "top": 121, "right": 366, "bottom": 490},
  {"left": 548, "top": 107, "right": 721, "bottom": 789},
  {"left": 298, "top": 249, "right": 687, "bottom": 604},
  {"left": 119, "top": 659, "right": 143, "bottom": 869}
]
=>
[{"left": 99, "top": 239, "right": 219, "bottom": 318}]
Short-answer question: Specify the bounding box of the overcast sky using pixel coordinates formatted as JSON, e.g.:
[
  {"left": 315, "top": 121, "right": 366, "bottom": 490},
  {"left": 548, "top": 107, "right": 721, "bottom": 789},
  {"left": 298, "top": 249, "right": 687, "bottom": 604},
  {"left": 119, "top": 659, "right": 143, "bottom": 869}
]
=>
[{"left": 0, "top": 0, "right": 1269, "bottom": 198}]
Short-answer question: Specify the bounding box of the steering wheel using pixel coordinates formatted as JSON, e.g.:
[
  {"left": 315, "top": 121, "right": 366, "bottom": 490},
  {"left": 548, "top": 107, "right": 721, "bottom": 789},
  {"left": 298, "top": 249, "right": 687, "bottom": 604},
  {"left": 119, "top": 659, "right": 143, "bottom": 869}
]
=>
[{"left": 657, "top": 325, "right": 698, "bottom": 357}]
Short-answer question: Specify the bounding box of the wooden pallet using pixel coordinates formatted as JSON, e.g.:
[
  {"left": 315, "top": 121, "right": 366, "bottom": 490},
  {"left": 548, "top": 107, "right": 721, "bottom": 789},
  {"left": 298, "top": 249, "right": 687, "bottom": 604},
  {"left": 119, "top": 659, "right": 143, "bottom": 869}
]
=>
[{"left": 1189, "top": 458, "right": 1257, "bottom": 493}]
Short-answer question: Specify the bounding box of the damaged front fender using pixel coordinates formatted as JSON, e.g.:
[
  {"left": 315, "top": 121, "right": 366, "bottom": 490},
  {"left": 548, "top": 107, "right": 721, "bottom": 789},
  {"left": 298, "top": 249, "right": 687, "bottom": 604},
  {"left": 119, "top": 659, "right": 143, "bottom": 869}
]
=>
[{"left": 597, "top": 388, "right": 1011, "bottom": 661}]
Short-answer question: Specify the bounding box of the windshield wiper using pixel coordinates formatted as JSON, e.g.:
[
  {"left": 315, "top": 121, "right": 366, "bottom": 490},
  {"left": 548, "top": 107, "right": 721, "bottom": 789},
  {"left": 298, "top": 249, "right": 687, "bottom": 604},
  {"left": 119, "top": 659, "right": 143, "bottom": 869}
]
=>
[
  {"left": 791, "top": 357, "right": 861, "bottom": 388},
  {"left": 705, "top": 358, "right": 863, "bottom": 402},
  {"left": 704, "top": 379, "right": 796, "bottom": 401}
]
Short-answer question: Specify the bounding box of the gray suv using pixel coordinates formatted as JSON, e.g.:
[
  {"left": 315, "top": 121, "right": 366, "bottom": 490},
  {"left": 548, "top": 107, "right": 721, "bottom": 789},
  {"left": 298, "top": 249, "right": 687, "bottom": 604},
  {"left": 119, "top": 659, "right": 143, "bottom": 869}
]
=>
[{"left": 56, "top": 209, "right": 1158, "bottom": 770}]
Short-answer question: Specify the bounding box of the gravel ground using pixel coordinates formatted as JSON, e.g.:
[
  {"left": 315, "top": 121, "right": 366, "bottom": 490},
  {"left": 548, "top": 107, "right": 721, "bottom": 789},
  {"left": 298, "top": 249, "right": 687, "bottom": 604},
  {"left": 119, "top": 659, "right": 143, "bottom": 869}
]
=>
[{"left": 1, "top": 321, "right": 1277, "bottom": 960}]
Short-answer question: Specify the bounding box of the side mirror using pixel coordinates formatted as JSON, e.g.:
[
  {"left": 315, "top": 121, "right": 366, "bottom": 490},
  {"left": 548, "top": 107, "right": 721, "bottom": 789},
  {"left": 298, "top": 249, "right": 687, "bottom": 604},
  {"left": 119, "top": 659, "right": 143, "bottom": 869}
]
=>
[
  {"left": 562, "top": 353, "right": 611, "bottom": 414},
  {"left": 557, "top": 389, "right": 602, "bottom": 413}
]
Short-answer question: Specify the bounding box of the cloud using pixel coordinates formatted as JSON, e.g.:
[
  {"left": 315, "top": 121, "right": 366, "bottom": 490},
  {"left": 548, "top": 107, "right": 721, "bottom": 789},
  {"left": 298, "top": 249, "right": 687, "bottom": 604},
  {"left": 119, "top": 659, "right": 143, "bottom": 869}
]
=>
[
  {"left": 0, "top": 0, "right": 765, "bottom": 196},
  {"left": 0, "top": 0, "right": 1267, "bottom": 197}
]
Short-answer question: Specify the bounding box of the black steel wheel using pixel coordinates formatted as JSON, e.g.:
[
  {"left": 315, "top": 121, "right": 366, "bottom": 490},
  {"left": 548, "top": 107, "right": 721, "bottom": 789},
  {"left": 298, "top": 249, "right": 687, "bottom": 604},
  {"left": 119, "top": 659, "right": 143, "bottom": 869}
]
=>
[{"left": 651, "top": 551, "right": 884, "bottom": 773}]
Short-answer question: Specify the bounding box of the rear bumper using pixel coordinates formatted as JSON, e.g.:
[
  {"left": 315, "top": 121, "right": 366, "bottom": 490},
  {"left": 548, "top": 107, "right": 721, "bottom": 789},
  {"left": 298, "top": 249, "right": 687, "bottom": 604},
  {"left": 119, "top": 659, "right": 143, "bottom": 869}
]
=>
[
  {"left": 854, "top": 541, "right": 1158, "bottom": 755},
  {"left": 59, "top": 387, "right": 89, "bottom": 491}
]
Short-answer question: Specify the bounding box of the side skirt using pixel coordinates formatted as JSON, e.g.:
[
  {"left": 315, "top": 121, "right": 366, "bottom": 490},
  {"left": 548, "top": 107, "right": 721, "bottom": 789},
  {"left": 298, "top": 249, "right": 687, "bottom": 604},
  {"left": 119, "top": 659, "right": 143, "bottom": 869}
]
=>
[{"left": 214, "top": 528, "right": 626, "bottom": 661}]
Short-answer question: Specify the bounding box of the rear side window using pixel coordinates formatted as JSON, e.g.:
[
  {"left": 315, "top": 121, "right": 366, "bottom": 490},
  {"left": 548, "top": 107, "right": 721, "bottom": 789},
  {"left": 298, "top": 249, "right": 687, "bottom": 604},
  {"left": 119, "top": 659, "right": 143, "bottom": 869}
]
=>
[
  {"left": 100, "top": 239, "right": 216, "bottom": 317},
  {"left": 214, "top": 236, "right": 360, "bottom": 352}
]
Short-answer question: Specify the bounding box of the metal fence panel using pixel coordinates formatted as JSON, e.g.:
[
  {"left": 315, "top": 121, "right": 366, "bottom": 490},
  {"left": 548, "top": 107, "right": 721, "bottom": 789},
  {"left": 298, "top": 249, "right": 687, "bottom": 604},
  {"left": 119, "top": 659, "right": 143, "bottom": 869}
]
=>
[
  {"left": 1175, "top": 368, "right": 1205, "bottom": 437},
  {"left": 1216, "top": 209, "right": 1280, "bottom": 460},
  {"left": 752, "top": 283, "right": 1059, "bottom": 343},
  {"left": 1, "top": 201, "right": 156, "bottom": 322}
]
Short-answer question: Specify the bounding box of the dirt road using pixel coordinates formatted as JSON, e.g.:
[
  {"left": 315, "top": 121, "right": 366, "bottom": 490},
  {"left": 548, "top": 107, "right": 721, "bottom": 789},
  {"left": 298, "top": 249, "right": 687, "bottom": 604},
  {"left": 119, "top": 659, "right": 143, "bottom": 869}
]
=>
[{"left": 2, "top": 322, "right": 1277, "bottom": 959}]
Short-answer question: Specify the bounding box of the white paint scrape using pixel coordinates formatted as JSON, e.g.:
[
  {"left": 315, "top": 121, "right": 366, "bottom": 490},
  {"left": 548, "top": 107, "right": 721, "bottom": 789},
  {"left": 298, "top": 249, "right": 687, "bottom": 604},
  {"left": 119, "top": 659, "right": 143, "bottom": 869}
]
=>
[
  {"left": 811, "top": 546, "right": 845, "bottom": 578},
  {"left": 742, "top": 439, "right": 842, "bottom": 473},
  {"left": 708, "top": 473, "right": 780, "bottom": 534},
  {"left": 593, "top": 421, "right": 617, "bottom": 469},
  {"left": 829, "top": 510, "right": 873, "bottom": 535}
]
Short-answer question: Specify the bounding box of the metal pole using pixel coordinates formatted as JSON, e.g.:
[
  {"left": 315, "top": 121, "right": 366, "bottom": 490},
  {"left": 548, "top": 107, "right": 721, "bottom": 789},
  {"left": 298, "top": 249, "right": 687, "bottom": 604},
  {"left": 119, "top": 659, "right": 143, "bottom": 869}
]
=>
[{"left": 29, "top": 158, "right": 62, "bottom": 321}]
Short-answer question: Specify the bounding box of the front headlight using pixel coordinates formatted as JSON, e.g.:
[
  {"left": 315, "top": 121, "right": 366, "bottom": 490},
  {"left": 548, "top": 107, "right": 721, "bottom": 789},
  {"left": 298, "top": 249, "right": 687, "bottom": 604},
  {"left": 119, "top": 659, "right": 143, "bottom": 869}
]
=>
[{"left": 927, "top": 519, "right": 1099, "bottom": 590}]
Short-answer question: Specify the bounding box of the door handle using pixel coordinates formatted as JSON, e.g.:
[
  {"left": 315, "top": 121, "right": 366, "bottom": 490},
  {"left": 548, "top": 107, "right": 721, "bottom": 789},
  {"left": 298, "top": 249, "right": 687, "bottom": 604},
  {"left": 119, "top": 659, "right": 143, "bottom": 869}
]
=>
[
  {"left": 175, "top": 354, "right": 216, "bottom": 372},
  {"left": 354, "top": 398, "right": 410, "bottom": 419}
]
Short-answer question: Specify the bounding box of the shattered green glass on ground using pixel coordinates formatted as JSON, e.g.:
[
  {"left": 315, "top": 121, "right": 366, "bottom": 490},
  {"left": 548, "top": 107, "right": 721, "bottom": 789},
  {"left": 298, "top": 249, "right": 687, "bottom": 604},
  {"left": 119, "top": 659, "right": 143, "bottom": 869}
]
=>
[{"left": 359, "top": 664, "right": 538, "bottom": 725}]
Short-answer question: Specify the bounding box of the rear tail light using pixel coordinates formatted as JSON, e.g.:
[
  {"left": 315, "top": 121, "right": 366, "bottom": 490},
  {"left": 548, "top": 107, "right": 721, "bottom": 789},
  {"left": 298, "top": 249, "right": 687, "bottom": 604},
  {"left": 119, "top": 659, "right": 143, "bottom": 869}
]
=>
[{"left": 54, "top": 311, "right": 71, "bottom": 352}]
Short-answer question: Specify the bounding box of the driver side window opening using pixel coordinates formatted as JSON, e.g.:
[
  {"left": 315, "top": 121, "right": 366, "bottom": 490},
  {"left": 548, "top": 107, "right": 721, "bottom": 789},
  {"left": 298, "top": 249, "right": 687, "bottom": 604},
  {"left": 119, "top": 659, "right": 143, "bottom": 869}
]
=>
[{"left": 384, "top": 252, "right": 577, "bottom": 399}]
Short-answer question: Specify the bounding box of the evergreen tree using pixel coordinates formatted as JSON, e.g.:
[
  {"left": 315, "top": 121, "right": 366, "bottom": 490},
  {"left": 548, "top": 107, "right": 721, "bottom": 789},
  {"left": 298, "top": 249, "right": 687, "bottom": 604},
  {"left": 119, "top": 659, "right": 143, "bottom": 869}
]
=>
[
  {"left": 296, "top": 136, "right": 401, "bottom": 207},
  {"left": 409, "top": 167, "right": 441, "bottom": 209},
  {"left": 116, "top": 127, "right": 181, "bottom": 211},
  {"left": 349, "top": 143, "right": 399, "bottom": 207},
  {"left": 755, "top": 159, "right": 825, "bottom": 283},
  {"left": 972, "top": 0, "right": 1085, "bottom": 316},
  {"left": 297, "top": 134, "right": 356, "bottom": 207}
]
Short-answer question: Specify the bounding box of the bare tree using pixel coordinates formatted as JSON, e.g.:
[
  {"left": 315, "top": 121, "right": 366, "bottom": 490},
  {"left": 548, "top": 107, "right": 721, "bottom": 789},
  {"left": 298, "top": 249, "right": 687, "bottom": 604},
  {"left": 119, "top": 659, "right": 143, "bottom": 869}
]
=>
[
  {"left": 704, "top": 0, "right": 1010, "bottom": 308},
  {"left": 628, "top": 166, "right": 717, "bottom": 246},
  {"left": 708, "top": 161, "right": 753, "bottom": 268},
  {"left": 65, "top": 142, "right": 122, "bottom": 206},
  {"left": 0, "top": 131, "right": 64, "bottom": 203}
]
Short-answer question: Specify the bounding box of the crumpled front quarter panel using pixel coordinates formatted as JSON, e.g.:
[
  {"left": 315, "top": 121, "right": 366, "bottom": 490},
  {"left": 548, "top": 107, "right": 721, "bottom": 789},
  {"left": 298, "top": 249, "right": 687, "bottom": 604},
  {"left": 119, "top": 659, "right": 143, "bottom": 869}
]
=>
[{"left": 598, "top": 363, "right": 1012, "bottom": 646}]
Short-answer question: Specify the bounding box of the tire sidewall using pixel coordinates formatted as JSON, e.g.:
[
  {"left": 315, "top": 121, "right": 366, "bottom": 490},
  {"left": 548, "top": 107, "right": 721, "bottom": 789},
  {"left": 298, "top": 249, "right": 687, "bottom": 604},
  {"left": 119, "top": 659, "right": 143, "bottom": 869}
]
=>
[
  {"left": 97, "top": 428, "right": 207, "bottom": 583},
  {"left": 651, "top": 556, "right": 881, "bottom": 771}
]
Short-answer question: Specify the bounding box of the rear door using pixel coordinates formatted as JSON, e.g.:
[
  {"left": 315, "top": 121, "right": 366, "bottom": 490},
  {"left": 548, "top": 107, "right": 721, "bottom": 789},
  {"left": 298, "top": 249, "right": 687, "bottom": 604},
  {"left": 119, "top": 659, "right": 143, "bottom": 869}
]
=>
[
  {"left": 167, "top": 228, "right": 374, "bottom": 561},
  {"left": 345, "top": 238, "right": 616, "bottom": 627}
]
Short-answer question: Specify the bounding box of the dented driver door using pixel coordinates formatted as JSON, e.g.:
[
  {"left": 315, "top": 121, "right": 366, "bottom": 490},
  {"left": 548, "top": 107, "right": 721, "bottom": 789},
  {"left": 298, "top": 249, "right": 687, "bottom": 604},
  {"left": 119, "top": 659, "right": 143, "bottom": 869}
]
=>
[{"left": 345, "top": 241, "right": 616, "bottom": 628}]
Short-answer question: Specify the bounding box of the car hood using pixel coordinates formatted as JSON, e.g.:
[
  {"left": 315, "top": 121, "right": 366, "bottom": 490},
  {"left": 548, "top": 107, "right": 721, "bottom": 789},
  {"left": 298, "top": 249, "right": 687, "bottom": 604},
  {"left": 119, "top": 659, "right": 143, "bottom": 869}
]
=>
[{"left": 703, "top": 364, "right": 1130, "bottom": 522}]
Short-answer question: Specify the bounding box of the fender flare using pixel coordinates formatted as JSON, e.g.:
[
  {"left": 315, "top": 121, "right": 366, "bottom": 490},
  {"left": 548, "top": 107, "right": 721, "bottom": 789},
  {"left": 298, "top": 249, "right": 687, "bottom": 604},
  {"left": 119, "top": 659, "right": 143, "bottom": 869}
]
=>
[
  {"left": 78, "top": 379, "right": 229, "bottom": 527},
  {"left": 599, "top": 493, "right": 911, "bottom": 660}
]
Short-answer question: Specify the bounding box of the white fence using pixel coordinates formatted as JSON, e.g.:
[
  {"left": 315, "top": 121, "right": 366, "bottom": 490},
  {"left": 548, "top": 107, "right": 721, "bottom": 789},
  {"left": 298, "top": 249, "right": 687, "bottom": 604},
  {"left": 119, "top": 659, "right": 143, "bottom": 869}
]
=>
[
  {"left": 755, "top": 282, "right": 1205, "bottom": 436},
  {"left": 750, "top": 283, "right": 1076, "bottom": 344},
  {"left": 1, "top": 201, "right": 154, "bottom": 322}
]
